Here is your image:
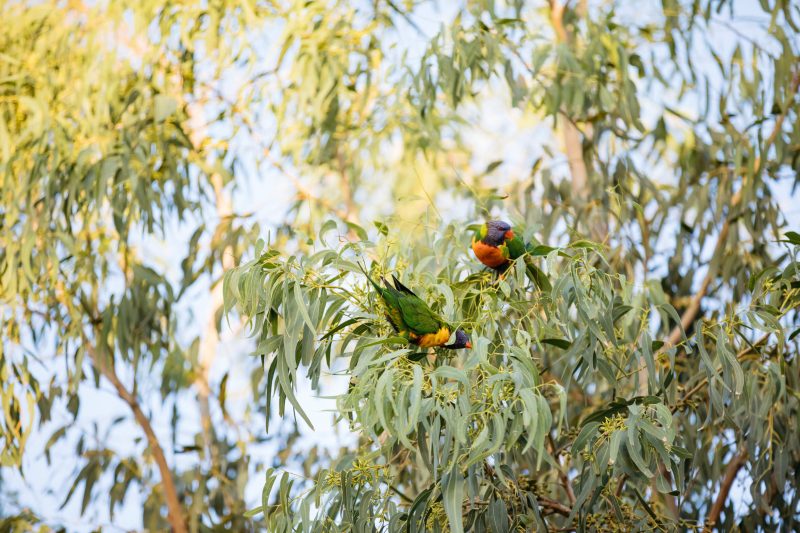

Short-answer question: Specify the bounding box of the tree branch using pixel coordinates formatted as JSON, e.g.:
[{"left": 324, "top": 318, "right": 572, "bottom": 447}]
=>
[
  {"left": 483, "top": 461, "right": 572, "bottom": 517},
  {"left": 662, "top": 69, "right": 798, "bottom": 353},
  {"left": 547, "top": 0, "right": 569, "bottom": 43},
  {"left": 84, "top": 342, "right": 187, "bottom": 533},
  {"left": 702, "top": 450, "right": 748, "bottom": 533},
  {"left": 538, "top": 495, "right": 572, "bottom": 517},
  {"left": 548, "top": 0, "right": 607, "bottom": 243},
  {"left": 184, "top": 98, "right": 237, "bottom": 490},
  {"left": 662, "top": 195, "right": 738, "bottom": 352},
  {"left": 195, "top": 171, "right": 235, "bottom": 481}
]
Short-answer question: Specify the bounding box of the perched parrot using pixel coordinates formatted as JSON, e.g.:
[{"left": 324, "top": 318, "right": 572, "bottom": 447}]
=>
[
  {"left": 360, "top": 265, "right": 472, "bottom": 350},
  {"left": 471, "top": 220, "right": 551, "bottom": 290}
]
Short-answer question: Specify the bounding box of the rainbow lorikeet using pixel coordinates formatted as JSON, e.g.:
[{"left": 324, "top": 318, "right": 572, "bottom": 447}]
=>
[
  {"left": 360, "top": 266, "right": 471, "bottom": 350},
  {"left": 471, "top": 220, "right": 551, "bottom": 290}
]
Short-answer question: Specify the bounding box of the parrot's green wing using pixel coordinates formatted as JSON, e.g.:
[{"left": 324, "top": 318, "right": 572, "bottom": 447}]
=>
[
  {"left": 396, "top": 294, "right": 444, "bottom": 334},
  {"left": 380, "top": 289, "right": 406, "bottom": 332},
  {"left": 360, "top": 267, "right": 446, "bottom": 336},
  {"left": 505, "top": 233, "right": 528, "bottom": 260},
  {"left": 389, "top": 275, "right": 445, "bottom": 334}
]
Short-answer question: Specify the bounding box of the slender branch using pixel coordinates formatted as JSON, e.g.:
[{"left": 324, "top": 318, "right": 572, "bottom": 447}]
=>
[
  {"left": 184, "top": 97, "right": 236, "bottom": 492},
  {"left": 560, "top": 465, "right": 577, "bottom": 506},
  {"left": 702, "top": 450, "right": 748, "bottom": 533},
  {"left": 195, "top": 172, "right": 235, "bottom": 481},
  {"left": 547, "top": 0, "right": 607, "bottom": 243},
  {"left": 539, "top": 495, "right": 572, "bottom": 517},
  {"left": 662, "top": 198, "right": 737, "bottom": 352},
  {"left": 84, "top": 342, "right": 187, "bottom": 533},
  {"left": 547, "top": 0, "right": 569, "bottom": 43},
  {"left": 662, "top": 69, "right": 799, "bottom": 353},
  {"left": 389, "top": 484, "right": 414, "bottom": 504}
]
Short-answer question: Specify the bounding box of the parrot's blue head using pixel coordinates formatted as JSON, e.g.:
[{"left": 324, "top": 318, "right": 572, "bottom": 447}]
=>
[
  {"left": 482, "top": 220, "right": 514, "bottom": 247},
  {"left": 444, "top": 329, "right": 472, "bottom": 350}
]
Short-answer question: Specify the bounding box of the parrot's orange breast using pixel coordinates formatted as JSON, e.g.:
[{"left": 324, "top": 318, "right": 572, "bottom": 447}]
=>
[{"left": 472, "top": 239, "right": 508, "bottom": 269}]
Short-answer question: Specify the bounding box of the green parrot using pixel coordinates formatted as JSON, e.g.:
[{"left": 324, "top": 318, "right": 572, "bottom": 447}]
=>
[
  {"left": 359, "top": 264, "right": 471, "bottom": 350},
  {"left": 471, "top": 220, "right": 551, "bottom": 290}
]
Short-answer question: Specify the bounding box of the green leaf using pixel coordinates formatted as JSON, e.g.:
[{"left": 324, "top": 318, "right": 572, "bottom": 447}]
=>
[
  {"left": 633, "top": 488, "right": 661, "bottom": 524},
  {"left": 483, "top": 160, "right": 503, "bottom": 174},
  {"left": 780, "top": 231, "right": 800, "bottom": 245},
  {"left": 541, "top": 338, "right": 571, "bottom": 349},
  {"left": 319, "top": 219, "right": 339, "bottom": 244},
  {"left": 405, "top": 487, "right": 433, "bottom": 533},
  {"left": 573, "top": 422, "right": 600, "bottom": 453},
  {"left": 625, "top": 434, "right": 653, "bottom": 477},
  {"left": 345, "top": 221, "right": 369, "bottom": 241},
  {"left": 374, "top": 220, "right": 389, "bottom": 236},
  {"left": 612, "top": 304, "right": 633, "bottom": 324},
  {"left": 651, "top": 340, "right": 665, "bottom": 352},
  {"left": 570, "top": 240, "right": 602, "bottom": 250},
  {"left": 534, "top": 394, "right": 552, "bottom": 467},
  {"left": 670, "top": 445, "right": 693, "bottom": 460},
  {"left": 609, "top": 430, "right": 623, "bottom": 465},
  {"left": 442, "top": 469, "right": 465, "bottom": 533},
  {"left": 406, "top": 351, "right": 429, "bottom": 362},
  {"left": 320, "top": 317, "right": 362, "bottom": 341},
  {"left": 293, "top": 283, "right": 316, "bottom": 335},
  {"left": 529, "top": 245, "right": 557, "bottom": 256},
  {"left": 488, "top": 497, "right": 509, "bottom": 532},
  {"left": 244, "top": 506, "right": 263, "bottom": 518},
  {"left": 276, "top": 359, "right": 314, "bottom": 428}
]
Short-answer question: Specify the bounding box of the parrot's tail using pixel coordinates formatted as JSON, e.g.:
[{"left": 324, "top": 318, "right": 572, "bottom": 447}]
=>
[{"left": 357, "top": 259, "right": 384, "bottom": 294}]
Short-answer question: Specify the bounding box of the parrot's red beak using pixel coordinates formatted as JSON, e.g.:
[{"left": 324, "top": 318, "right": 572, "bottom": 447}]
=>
[
  {"left": 465, "top": 341, "right": 473, "bottom": 349},
  {"left": 504, "top": 230, "right": 515, "bottom": 239}
]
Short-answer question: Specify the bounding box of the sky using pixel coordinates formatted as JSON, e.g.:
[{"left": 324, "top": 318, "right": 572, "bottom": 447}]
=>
[{"left": 2, "top": 0, "right": 798, "bottom": 530}]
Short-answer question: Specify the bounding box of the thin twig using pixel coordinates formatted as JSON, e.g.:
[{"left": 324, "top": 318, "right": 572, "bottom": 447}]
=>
[
  {"left": 84, "top": 341, "right": 187, "bottom": 533},
  {"left": 389, "top": 484, "right": 414, "bottom": 504},
  {"left": 702, "top": 450, "right": 748, "bottom": 533}
]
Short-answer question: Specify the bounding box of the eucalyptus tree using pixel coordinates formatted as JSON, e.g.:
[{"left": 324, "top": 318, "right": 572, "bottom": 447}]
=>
[
  {"left": 223, "top": 0, "right": 800, "bottom": 531},
  {"left": 0, "top": 1, "right": 276, "bottom": 530},
  {"left": 2, "top": 0, "right": 799, "bottom": 532}
]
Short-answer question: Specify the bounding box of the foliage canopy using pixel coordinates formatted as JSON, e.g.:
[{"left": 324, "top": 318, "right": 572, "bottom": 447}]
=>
[{"left": 1, "top": 0, "right": 799, "bottom": 531}]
